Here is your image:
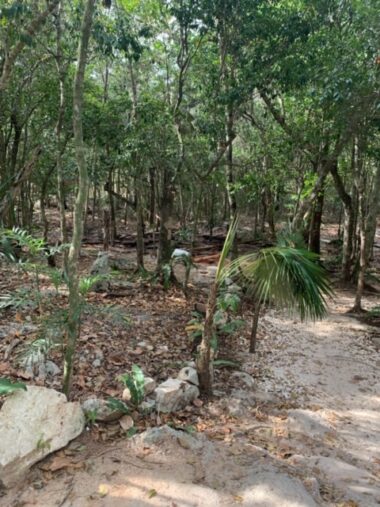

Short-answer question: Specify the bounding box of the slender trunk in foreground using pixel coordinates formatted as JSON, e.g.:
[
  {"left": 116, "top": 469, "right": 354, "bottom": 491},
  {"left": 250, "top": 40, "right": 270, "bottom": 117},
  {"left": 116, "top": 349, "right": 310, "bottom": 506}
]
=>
[{"left": 63, "top": 0, "right": 95, "bottom": 397}]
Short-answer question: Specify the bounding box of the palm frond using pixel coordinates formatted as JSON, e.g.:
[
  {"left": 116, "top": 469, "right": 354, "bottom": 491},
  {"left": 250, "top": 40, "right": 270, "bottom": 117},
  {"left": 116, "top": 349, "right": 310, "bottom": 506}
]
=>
[
  {"left": 227, "top": 247, "right": 333, "bottom": 321},
  {"left": 216, "top": 217, "right": 238, "bottom": 283}
]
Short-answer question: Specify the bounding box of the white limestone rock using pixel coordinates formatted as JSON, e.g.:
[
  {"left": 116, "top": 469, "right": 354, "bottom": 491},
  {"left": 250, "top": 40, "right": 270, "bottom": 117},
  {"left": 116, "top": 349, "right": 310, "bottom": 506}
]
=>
[
  {"left": 0, "top": 386, "right": 84, "bottom": 487},
  {"left": 177, "top": 366, "right": 199, "bottom": 386},
  {"left": 155, "top": 378, "right": 199, "bottom": 413},
  {"left": 82, "top": 398, "right": 125, "bottom": 423},
  {"left": 89, "top": 251, "right": 110, "bottom": 291}
]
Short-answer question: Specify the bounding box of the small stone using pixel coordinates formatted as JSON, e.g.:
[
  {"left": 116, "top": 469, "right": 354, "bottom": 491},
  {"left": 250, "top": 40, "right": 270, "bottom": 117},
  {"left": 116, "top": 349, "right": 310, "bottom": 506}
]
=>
[
  {"left": 95, "top": 350, "right": 104, "bottom": 360},
  {"left": 119, "top": 415, "right": 134, "bottom": 431},
  {"left": 172, "top": 248, "right": 191, "bottom": 258},
  {"left": 139, "top": 399, "right": 156, "bottom": 413},
  {"left": 82, "top": 398, "right": 124, "bottom": 423},
  {"left": 122, "top": 388, "right": 132, "bottom": 401},
  {"left": 178, "top": 367, "right": 199, "bottom": 386},
  {"left": 155, "top": 378, "right": 199, "bottom": 413},
  {"left": 144, "top": 377, "right": 157, "bottom": 395},
  {"left": 92, "top": 359, "right": 101, "bottom": 368},
  {"left": 45, "top": 361, "right": 61, "bottom": 377},
  {"left": 130, "top": 347, "right": 144, "bottom": 356}
]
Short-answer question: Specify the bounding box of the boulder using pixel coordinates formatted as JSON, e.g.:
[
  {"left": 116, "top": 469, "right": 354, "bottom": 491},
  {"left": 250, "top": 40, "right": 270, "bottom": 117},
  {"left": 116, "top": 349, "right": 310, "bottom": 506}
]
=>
[
  {"left": 0, "top": 386, "right": 84, "bottom": 487},
  {"left": 155, "top": 378, "right": 199, "bottom": 413},
  {"left": 177, "top": 366, "right": 199, "bottom": 386},
  {"left": 109, "top": 257, "right": 134, "bottom": 272},
  {"left": 82, "top": 398, "right": 125, "bottom": 423},
  {"left": 89, "top": 252, "right": 110, "bottom": 291}
]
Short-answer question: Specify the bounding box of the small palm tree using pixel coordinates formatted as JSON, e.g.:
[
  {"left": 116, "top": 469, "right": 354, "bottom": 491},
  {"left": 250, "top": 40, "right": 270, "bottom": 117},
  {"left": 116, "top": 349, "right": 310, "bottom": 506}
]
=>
[
  {"left": 196, "top": 221, "right": 333, "bottom": 395},
  {"left": 196, "top": 219, "right": 238, "bottom": 394},
  {"left": 227, "top": 245, "right": 333, "bottom": 353}
]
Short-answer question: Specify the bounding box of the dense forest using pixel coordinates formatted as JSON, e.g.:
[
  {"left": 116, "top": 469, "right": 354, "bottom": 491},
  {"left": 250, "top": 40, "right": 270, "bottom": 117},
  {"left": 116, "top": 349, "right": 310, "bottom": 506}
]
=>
[{"left": 0, "top": 1, "right": 379, "bottom": 506}]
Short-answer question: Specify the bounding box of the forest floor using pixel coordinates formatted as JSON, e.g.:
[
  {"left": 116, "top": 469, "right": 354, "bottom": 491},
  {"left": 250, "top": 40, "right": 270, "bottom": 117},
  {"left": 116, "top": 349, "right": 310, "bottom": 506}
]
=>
[{"left": 0, "top": 221, "right": 379, "bottom": 506}]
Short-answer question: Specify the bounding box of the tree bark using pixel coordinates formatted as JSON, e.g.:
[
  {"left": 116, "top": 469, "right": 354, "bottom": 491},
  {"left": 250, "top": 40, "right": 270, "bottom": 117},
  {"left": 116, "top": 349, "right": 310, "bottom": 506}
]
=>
[
  {"left": 63, "top": 0, "right": 95, "bottom": 397},
  {"left": 308, "top": 184, "right": 325, "bottom": 254},
  {"left": 157, "top": 168, "right": 174, "bottom": 269},
  {"left": 330, "top": 159, "right": 354, "bottom": 281},
  {"left": 250, "top": 302, "right": 261, "bottom": 353},
  {"left": 55, "top": 1, "right": 69, "bottom": 271},
  {"left": 196, "top": 283, "right": 217, "bottom": 395}
]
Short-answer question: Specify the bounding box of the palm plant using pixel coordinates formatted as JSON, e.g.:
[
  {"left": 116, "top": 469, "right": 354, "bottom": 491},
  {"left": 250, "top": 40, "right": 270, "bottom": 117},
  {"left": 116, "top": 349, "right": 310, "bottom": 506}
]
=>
[
  {"left": 227, "top": 246, "right": 333, "bottom": 353},
  {"left": 196, "top": 221, "right": 333, "bottom": 394},
  {"left": 196, "top": 219, "right": 238, "bottom": 394}
]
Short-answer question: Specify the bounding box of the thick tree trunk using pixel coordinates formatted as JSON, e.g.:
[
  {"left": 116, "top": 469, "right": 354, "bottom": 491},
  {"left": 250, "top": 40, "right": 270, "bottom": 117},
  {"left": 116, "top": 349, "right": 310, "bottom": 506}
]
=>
[{"left": 63, "top": 0, "right": 95, "bottom": 398}]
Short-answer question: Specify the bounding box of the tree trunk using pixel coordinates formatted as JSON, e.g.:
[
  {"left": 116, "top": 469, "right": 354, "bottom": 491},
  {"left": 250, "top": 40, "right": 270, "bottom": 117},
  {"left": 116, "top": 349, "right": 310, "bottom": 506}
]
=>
[
  {"left": 135, "top": 184, "right": 145, "bottom": 269},
  {"left": 308, "top": 184, "right": 325, "bottom": 254},
  {"left": 250, "top": 301, "right": 261, "bottom": 353},
  {"left": 196, "top": 283, "right": 218, "bottom": 395},
  {"left": 157, "top": 168, "right": 174, "bottom": 269},
  {"left": 55, "top": 1, "right": 68, "bottom": 271},
  {"left": 225, "top": 104, "right": 238, "bottom": 257},
  {"left": 149, "top": 167, "right": 156, "bottom": 227},
  {"left": 63, "top": 0, "right": 95, "bottom": 398}
]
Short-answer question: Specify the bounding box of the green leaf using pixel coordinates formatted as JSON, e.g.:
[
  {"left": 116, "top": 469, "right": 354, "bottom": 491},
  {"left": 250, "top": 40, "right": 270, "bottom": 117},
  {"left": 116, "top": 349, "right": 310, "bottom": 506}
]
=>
[
  {"left": 106, "top": 397, "right": 130, "bottom": 413},
  {"left": 0, "top": 378, "right": 27, "bottom": 395},
  {"left": 213, "top": 359, "right": 240, "bottom": 369}
]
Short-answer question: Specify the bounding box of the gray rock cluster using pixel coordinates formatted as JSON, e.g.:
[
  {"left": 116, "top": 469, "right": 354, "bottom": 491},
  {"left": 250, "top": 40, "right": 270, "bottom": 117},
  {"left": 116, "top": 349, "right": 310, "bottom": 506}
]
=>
[{"left": 82, "top": 366, "right": 201, "bottom": 420}]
